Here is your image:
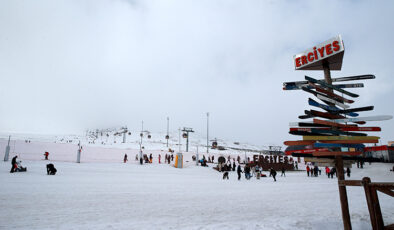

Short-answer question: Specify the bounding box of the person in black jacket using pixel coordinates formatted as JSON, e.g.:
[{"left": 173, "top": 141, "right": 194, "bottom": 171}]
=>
[
  {"left": 10, "top": 156, "right": 17, "bottom": 173},
  {"left": 237, "top": 165, "right": 243, "bottom": 180},
  {"left": 46, "top": 164, "right": 57, "bottom": 175},
  {"left": 232, "top": 162, "right": 236, "bottom": 171},
  {"left": 270, "top": 168, "right": 277, "bottom": 182}
]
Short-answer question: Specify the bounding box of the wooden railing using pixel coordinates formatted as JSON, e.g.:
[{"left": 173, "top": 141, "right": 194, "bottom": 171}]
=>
[{"left": 339, "top": 177, "right": 394, "bottom": 230}]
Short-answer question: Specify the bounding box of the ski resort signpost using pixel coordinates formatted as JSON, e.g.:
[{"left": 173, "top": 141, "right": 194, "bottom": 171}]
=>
[{"left": 284, "top": 35, "right": 393, "bottom": 230}]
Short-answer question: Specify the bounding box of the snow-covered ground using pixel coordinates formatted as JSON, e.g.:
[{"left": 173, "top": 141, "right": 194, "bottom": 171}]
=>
[{"left": 0, "top": 135, "right": 393, "bottom": 230}]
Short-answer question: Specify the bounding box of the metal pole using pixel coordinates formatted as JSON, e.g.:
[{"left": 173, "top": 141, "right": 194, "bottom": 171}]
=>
[
  {"left": 140, "top": 120, "right": 143, "bottom": 164},
  {"left": 166, "top": 117, "right": 169, "bottom": 147},
  {"left": 178, "top": 128, "right": 181, "bottom": 152},
  {"left": 196, "top": 146, "right": 199, "bottom": 166},
  {"left": 207, "top": 112, "right": 209, "bottom": 154},
  {"left": 77, "top": 141, "right": 81, "bottom": 163},
  {"left": 186, "top": 134, "right": 189, "bottom": 152},
  {"left": 4, "top": 135, "right": 11, "bottom": 161}
]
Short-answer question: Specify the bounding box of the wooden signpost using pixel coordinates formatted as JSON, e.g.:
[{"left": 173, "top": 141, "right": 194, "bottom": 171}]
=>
[{"left": 284, "top": 35, "right": 393, "bottom": 230}]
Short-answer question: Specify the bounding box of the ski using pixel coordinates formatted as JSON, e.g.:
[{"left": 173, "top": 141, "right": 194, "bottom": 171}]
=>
[
  {"left": 313, "top": 118, "right": 363, "bottom": 127},
  {"left": 305, "top": 109, "right": 347, "bottom": 120},
  {"left": 284, "top": 140, "right": 316, "bottom": 146},
  {"left": 284, "top": 83, "right": 364, "bottom": 91},
  {"left": 308, "top": 98, "right": 358, "bottom": 117},
  {"left": 313, "top": 143, "right": 365, "bottom": 149},
  {"left": 303, "top": 136, "right": 380, "bottom": 141},
  {"left": 283, "top": 74, "right": 375, "bottom": 86},
  {"left": 305, "top": 76, "right": 359, "bottom": 98},
  {"left": 312, "top": 151, "right": 362, "bottom": 157},
  {"left": 319, "top": 139, "right": 379, "bottom": 144},
  {"left": 338, "top": 106, "right": 374, "bottom": 114},
  {"left": 290, "top": 126, "right": 381, "bottom": 132},
  {"left": 316, "top": 94, "right": 349, "bottom": 109},
  {"left": 308, "top": 82, "right": 354, "bottom": 103},
  {"left": 330, "top": 115, "right": 393, "bottom": 123}
]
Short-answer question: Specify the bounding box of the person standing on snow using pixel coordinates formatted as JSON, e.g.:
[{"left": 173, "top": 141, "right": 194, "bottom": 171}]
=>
[
  {"left": 306, "top": 165, "right": 310, "bottom": 177},
  {"left": 124, "top": 154, "right": 128, "bottom": 163},
  {"left": 44, "top": 152, "right": 49, "bottom": 160},
  {"left": 232, "top": 161, "right": 236, "bottom": 171},
  {"left": 346, "top": 167, "right": 351, "bottom": 178},
  {"left": 281, "top": 167, "right": 286, "bottom": 177},
  {"left": 237, "top": 165, "right": 243, "bottom": 180},
  {"left": 158, "top": 154, "right": 161, "bottom": 164}
]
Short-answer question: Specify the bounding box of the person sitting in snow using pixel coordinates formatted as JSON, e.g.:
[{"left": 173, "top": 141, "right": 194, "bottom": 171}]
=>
[{"left": 46, "top": 163, "right": 57, "bottom": 175}]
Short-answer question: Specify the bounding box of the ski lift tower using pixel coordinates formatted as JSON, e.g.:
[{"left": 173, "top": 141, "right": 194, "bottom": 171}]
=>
[{"left": 182, "top": 127, "right": 194, "bottom": 152}]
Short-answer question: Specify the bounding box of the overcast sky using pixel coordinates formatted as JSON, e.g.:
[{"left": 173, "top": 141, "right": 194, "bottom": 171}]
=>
[{"left": 1, "top": 0, "right": 394, "bottom": 147}]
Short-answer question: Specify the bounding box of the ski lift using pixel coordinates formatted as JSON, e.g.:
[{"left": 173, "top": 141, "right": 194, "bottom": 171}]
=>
[
  {"left": 128, "top": 132, "right": 131, "bottom": 135},
  {"left": 165, "top": 135, "right": 169, "bottom": 140},
  {"left": 182, "top": 133, "right": 188, "bottom": 138},
  {"left": 147, "top": 134, "right": 151, "bottom": 139},
  {"left": 140, "top": 133, "right": 143, "bottom": 137}
]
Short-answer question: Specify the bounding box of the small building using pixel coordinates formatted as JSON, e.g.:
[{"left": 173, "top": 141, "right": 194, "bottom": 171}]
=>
[{"left": 363, "top": 145, "right": 394, "bottom": 163}]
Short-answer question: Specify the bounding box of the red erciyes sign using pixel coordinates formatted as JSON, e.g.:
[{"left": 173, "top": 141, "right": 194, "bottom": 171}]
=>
[{"left": 294, "top": 35, "right": 345, "bottom": 70}]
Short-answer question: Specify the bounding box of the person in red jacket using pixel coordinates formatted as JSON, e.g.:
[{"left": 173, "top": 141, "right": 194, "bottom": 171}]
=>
[
  {"left": 44, "top": 152, "right": 49, "bottom": 160},
  {"left": 306, "top": 165, "right": 310, "bottom": 177},
  {"left": 325, "top": 167, "right": 330, "bottom": 177},
  {"left": 158, "top": 154, "right": 161, "bottom": 164}
]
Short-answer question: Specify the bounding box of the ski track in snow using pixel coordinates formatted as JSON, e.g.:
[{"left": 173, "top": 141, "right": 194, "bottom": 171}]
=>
[{"left": 0, "top": 137, "right": 393, "bottom": 230}]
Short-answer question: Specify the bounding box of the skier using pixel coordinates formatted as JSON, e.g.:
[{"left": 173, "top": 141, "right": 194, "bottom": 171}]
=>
[
  {"left": 124, "top": 154, "right": 128, "bottom": 163},
  {"left": 10, "top": 155, "right": 17, "bottom": 173},
  {"left": 237, "top": 165, "right": 243, "bottom": 180},
  {"left": 44, "top": 152, "right": 49, "bottom": 160},
  {"left": 306, "top": 165, "right": 310, "bottom": 177},
  {"left": 270, "top": 168, "right": 277, "bottom": 182},
  {"left": 281, "top": 167, "right": 286, "bottom": 177},
  {"left": 346, "top": 167, "right": 351, "bottom": 178}
]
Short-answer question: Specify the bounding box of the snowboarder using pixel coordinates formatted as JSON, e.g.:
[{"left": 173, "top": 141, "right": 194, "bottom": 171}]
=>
[
  {"left": 46, "top": 163, "right": 57, "bottom": 175},
  {"left": 10, "top": 155, "right": 17, "bottom": 173},
  {"left": 237, "top": 165, "right": 243, "bottom": 180},
  {"left": 270, "top": 168, "right": 277, "bottom": 182},
  {"left": 44, "top": 152, "right": 49, "bottom": 160},
  {"left": 346, "top": 167, "right": 351, "bottom": 178},
  {"left": 281, "top": 167, "right": 286, "bottom": 177},
  {"left": 124, "top": 154, "right": 128, "bottom": 163}
]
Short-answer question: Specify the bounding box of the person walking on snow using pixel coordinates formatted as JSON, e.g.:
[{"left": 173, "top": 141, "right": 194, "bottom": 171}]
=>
[
  {"left": 44, "top": 152, "right": 49, "bottom": 160},
  {"left": 237, "top": 165, "right": 243, "bottom": 180},
  {"left": 159, "top": 154, "right": 161, "bottom": 164},
  {"left": 124, "top": 154, "right": 128, "bottom": 163},
  {"left": 270, "top": 168, "right": 277, "bottom": 182},
  {"left": 346, "top": 167, "right": 351, "bottom": 178}
]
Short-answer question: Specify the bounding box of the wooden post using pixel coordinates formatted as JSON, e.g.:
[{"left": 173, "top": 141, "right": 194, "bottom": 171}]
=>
[
  {"left": 336, "top": 155, "right": 352, "bottom": 230},
  {"left": 323, "top": 62, "right": 352, "bottom": 230},
  {"left": 370, "top": 185, "right": 384, "bottom": 229},
  {"left": 362, "top": 177, "right": 377, "bottom": 230}
]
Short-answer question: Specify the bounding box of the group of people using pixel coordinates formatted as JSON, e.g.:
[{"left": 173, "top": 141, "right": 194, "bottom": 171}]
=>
[
  {"left": 223, "top": 164, "right": 278, "bottom": 182},
  {"left": 132, "top": 153, "right": 174, "bottom": 164},
  {"left": 306, "top": 165, "right": 321, "bottom": 177},
  {"left": 9, "top": 155, "right": 56, "bottom": 175}
]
